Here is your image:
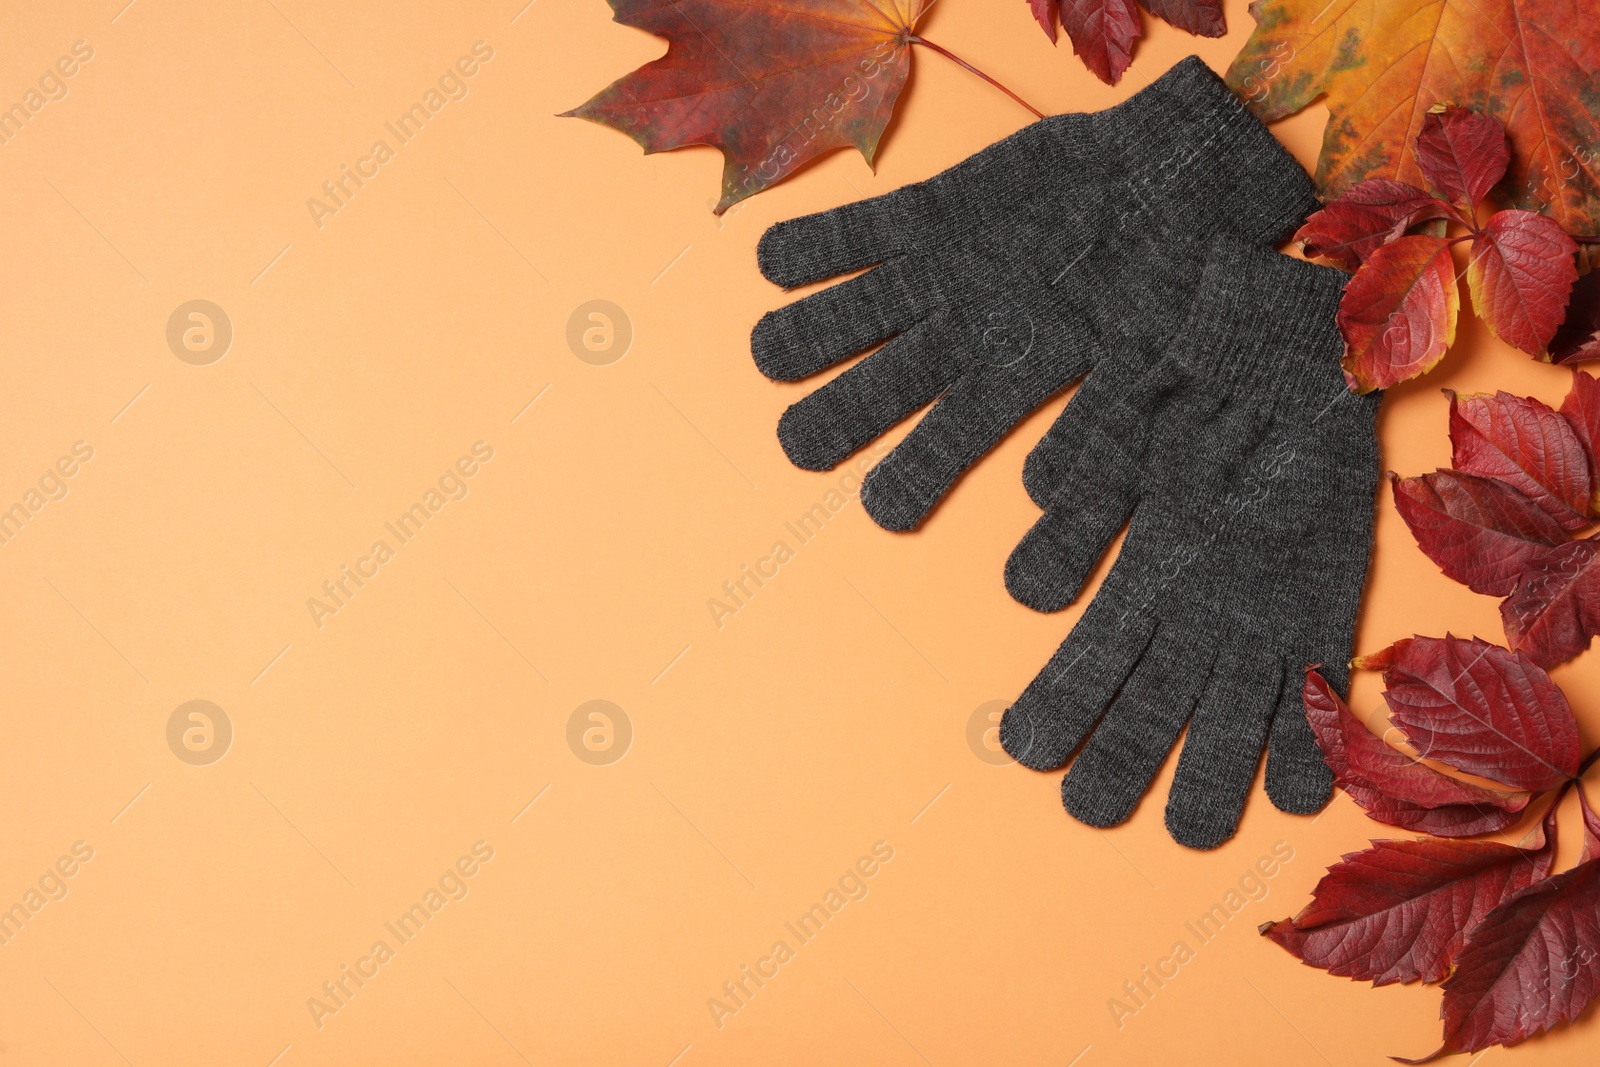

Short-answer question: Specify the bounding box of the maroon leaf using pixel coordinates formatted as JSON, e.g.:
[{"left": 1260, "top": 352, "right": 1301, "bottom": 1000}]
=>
[
  {"left": 1137, "top": 0, "right": 1224, "bottom": 37},
  {"left": 1058, "top": 0, "right": 1141, "bottom": 85},
  {"left": 1303, "top": 668, "right": 1530, "bottom": 837},
  {"left": 1390, "top": 470, "right": 1570, "bottom": 596},
  {"left": 1550, "top": 271, "right": 1600, "bottom": 365},
  {"left": 1027, "top": 0, "right": 1059, "bottom": 40},
  {"left": 1397, "top": 857, "right": 1600, "bottom": 1062},
  {"left": 1582, "top": 785, "right": 1600, "bottom": 862},
  {"left": 1368, "top": 635, "right": 1581, "bottom": 792},
  {"left": 1296, "top": 180, "right": 1453, "bottom": 271},
  {"left": 1414, "top": 106, "right": 1511, "bottom": 209},
  {"left": 1467, "top": 211, "right": 1579, "bottom": 357},
  {"left": 1448, "top": 389, "right": 1591, "bottom": 531},
  {"left": 1559, "top": 369, "right": 1600, "bottom": 506},
  {"left": 1262, "top": 813, "right": 1556, "bottom": 986},
  {"left": 1501, "top": 535, "right": 1600, "bottom": 668}
]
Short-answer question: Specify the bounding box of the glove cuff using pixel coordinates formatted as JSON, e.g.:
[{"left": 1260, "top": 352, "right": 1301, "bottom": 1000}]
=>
[
  {"left": 1095, "top": 56, "right": 1319, "bottom": 247},
  {"left": 1174, "top": 237, "right": 1356, "bottom": 406}
]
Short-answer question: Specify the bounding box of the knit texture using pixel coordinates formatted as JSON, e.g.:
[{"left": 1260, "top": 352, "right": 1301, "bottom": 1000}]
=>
[
  {"left": 751, "top": 55, "right": 1320, "bottom": 532},
  {"left": 1001, "top": 236, "right": 1381, "bottom": 849}
]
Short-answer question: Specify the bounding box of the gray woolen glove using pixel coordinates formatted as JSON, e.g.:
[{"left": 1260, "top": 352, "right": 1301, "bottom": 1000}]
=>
[
  {"left": 750, "top": 55, "right": 1319, "bottom": 532},
  {"left": 1000, "top": 238, "right": 1381, "bottom": 849}
]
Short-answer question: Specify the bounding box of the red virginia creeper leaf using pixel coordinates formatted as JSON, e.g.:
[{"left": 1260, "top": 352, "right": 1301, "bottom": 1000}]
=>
[
  {"left": 1447, "top": 389, "right": 1591, "bottom": 531},
  {"left": 1466, "top": 211, "right": 1579, "bottom": 356},
  {"left": 1138, "top": 0, "right": 1225, "bottom": 37},
  {"left": 1390, "top": 470, "right": 1570, "bottom": 596},
  {"left": 1559, "top": 369, "right": 1600, "bottom": 507},
  {"left": 1501, "top": 535, "right": 1600, "bottom": 668},
  {"left": 1296, "top": 180, "right": 1453, "bottom": 271},
  {"left": 1397, "top": 857, "right": 1600, "bottom": 1062},
  {"left": 1366, "top": 634, "right": 1580, "bottom": 791},
  {"left": 1261, "top": 813, "right": 1556, "bottom": 985},
  {"left": 1058, "top": 0, "right": 1142, "bottom": 85},
  {"left": 1415, "top": 106, "right": 1511, "bottom": 209},
  {"left": 1028, "top": 0, "right": 1060, "bottom": 40},
  {"left": 1340, "top": 235, "right": 1460, "bottom": 392},
  {"left": 562, "top": 0, "right": 923, "bottom": 212},
  {"left": 1550, "top": 272, "right": 1600, "bottom": 365},
  {"left": 1303, "top": 668, "right": 1531, "bottom": 837}
]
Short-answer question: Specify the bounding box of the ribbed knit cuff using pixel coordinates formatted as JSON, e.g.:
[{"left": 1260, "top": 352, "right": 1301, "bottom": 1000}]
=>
[
  {"left": 1174, "top": 236, "right": 1351, "bottom": 404},
  {"left": 1091, "top": 56, "right": 1319, "bottom": 247}
]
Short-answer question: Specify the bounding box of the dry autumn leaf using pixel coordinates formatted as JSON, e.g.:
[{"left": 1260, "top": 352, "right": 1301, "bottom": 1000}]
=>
[
  {"left": 1262, "top": 814, "right": 1556, "bottom": 985},
  {"left": 1225, "top": 0, "right": 1600, "bottom": 235},
  {"left": 1302, "top": 107, "right": 1578, "bottom": 389},
  {"left": 1399, "top": 856, "right": 1600, "bottom": 1061},
  {"left": 1338, "top": 234, "right": 1459, "bottom": 392},
  {"left": 1301, "top": 668, "right": 1532, "bottom": 837},
  {"left": 1362, "top": 635, "right": 1581, "bottom": 792},
  {"left": 1028, "top": 0, "right": 1224, "bottom": 84},
  {"left": 1447, "top": 389, "right": 1592, "bottom": 532},
  {"left": 563, "top": 0, "right": 926, "bottom": 213}
]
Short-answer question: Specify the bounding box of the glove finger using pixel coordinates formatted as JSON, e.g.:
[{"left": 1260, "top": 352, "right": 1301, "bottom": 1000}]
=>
[
  {"left": 1000, "top": 599, "right": 1153, "bottom": 770},
  {"left": 1265, "top": 658, "right": 1335, "bottom": 815},
  {"left": 1005, "top": 447, "right": 1142, "bottom": 613},
  {"left": 859, "top": 336, "right": 1095, "bottom": 531},
  {"left": 775, "top": 316, "right": 962, "bottom": 472},
  {"left": 1022, "top": 354, "right": 1183, "bottom": 508},
  {"left": 1060, "top": 627, "right": 1210, "bottom": 829},
  {"left": 1164, "top": 654, "right": 1283, "bottom": 850},
  {"left": 751, "top": 260, "right": 924, "bottom": 382},
  {"left": 757, "top": 195, "right": 908, "bottom": 288}
]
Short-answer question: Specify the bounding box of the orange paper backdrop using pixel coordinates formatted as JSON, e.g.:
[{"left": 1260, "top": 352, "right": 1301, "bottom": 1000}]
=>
[{"left": 1, "top": 1, "right": 1596, "bottom": 1064}]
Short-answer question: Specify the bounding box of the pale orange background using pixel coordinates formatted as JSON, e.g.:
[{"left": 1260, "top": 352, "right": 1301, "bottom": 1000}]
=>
[{"left": 1, "top": 1, "right": 1596, "bottom": 1064}]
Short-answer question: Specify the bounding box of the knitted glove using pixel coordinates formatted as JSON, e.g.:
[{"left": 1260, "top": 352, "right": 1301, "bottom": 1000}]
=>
[
  {"left": 751, "top": 55, "right": 1318, "bottom": 532},
  {"left": 1000, "top": 238, "right": 1381, "bottom": 849}
]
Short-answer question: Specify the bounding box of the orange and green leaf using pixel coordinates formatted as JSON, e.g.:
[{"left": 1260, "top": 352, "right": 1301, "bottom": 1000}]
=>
[{"left": 1225, "top": 0, "right": 1600, "bottom": 235}]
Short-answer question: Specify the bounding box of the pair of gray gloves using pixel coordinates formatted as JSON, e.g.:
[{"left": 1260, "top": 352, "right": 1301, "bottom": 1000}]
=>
[{"left": 749, "top": 57, "right": 1380, "bottom": 849}]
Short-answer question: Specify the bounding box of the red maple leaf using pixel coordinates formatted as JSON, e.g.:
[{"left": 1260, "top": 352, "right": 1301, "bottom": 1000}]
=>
[{"left": 563, "top": 0, "right": 924, "bottom": 212}]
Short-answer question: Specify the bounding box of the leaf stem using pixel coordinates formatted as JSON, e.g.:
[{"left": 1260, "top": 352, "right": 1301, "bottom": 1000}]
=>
[
  {"left": 1578, "top": 745, "right": 1600, "bottom": 777},
  {"left": 908, "top": 35, "right": 1046, "bottom": 120}
]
